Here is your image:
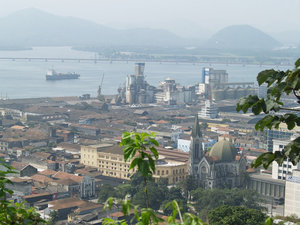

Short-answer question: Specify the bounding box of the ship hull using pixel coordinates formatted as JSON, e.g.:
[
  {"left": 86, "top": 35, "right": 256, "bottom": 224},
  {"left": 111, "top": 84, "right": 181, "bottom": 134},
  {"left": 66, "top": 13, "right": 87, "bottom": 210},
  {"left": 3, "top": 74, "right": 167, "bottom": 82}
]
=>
[{"left": 46, "top": 74, "right": 80, "bottom": 80}]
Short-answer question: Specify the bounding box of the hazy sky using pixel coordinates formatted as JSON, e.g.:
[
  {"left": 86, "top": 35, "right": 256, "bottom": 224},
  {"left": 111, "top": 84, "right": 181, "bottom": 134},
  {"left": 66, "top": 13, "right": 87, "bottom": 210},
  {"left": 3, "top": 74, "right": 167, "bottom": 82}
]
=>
[{"left": 1, "top": 0, "right": 299, "bottom": 38}]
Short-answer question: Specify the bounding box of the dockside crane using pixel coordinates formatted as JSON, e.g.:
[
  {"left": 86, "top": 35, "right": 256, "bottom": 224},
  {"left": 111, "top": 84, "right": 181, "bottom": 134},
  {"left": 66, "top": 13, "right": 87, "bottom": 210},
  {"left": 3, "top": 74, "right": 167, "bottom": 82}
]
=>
[{"left": 97, "top": 73, "right": 105, "bottom": 100}]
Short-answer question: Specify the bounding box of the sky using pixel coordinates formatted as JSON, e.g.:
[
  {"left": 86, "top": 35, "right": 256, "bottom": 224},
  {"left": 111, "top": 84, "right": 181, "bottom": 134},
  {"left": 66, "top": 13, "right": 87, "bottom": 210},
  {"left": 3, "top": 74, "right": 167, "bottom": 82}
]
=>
[{"left": 0, "top": 0, "right": 300, "bottom": 39}]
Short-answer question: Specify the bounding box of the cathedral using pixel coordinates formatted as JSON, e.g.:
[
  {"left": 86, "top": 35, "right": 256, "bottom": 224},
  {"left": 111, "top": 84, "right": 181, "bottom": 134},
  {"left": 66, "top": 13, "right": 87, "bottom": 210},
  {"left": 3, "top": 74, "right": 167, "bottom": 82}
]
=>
[{"left": 189, "top": 115, "right": 247, "bottom": 189}]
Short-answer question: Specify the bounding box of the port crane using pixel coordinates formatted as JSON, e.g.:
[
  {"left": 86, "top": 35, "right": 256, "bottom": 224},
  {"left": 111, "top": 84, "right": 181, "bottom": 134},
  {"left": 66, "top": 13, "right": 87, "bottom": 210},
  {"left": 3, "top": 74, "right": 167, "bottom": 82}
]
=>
[{"left": 97, "top": 73, "right": 105, "bottom": 100}]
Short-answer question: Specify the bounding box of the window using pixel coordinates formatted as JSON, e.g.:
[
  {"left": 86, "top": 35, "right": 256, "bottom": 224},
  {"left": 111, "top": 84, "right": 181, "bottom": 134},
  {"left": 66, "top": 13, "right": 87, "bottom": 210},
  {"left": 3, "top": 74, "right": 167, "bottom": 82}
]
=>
[
  {"left": 166, "top": 170, "right": 168, "bottom": 175},
  {"left": 157, "top": 170, "right": 160, "bottom": 175}
]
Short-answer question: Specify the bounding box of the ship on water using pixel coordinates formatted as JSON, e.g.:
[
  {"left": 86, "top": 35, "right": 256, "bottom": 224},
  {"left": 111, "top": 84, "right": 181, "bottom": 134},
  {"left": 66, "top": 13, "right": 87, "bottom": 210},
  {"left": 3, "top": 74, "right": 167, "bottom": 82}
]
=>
[{"left": 46, "top": 69, "right": 80, "bottom": 80}]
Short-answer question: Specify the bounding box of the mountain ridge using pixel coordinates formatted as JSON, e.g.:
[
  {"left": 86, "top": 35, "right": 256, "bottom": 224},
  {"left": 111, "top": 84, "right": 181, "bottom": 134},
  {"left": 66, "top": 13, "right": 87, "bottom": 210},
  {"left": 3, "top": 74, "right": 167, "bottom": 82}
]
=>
[{"left": 204, "top": 24, "right": 281, "bottom": 50}]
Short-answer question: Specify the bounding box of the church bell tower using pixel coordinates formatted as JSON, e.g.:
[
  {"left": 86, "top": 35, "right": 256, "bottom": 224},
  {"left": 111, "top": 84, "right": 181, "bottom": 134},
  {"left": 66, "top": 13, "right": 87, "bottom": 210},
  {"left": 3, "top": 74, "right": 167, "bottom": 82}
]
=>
[{"left": 189, "top": 114, "right": 203, "bottom": 176}]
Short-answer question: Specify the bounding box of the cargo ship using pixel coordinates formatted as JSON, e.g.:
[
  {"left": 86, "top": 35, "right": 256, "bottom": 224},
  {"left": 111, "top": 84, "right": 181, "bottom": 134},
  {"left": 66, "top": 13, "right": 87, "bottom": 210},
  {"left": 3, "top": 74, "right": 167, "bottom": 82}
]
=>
[{"left": 46, "top": 69, "right": 80, "bottom": 80}]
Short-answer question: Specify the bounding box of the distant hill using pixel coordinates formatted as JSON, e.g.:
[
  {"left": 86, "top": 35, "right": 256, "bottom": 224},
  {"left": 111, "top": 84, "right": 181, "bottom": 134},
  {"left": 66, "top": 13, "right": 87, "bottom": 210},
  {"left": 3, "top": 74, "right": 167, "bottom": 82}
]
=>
[
  {"left": 0, "top": 8, "right": 187, "bottom": 48},
  {"left": 205, "top": 25, "right": 281, "bottom": 50}
]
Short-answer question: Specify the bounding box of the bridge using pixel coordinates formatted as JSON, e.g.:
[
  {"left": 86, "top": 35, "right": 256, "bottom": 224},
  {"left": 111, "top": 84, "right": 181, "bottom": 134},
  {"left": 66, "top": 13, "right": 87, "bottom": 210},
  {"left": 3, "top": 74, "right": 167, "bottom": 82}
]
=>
[{"left": 0, "top": 57, "right": 289, "bottom": 66}]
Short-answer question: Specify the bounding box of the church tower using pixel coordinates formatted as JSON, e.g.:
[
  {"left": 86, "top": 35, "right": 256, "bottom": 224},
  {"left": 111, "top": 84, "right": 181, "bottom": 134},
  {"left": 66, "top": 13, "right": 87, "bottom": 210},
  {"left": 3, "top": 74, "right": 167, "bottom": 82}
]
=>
[{"left": 189, "top": 114, "right": 203, "bottom": 176}]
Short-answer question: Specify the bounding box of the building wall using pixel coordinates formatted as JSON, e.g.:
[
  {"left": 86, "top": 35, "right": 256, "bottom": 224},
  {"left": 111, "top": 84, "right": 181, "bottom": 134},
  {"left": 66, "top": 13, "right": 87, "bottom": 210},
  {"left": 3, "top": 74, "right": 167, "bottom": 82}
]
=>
[
  {"left": 284, "top": 170, "right": 300, "bottom": 217},
  {"left": 267, "top": 129, "right": 292, "bottom": 152},
  {"left": 153, "top": 163, "right": 187, "bottom": 184},
  {"left": 272, "top": 139, "right": 300, "bottom": 180},
  {"left": 20, "top": 165, "right": 38, "bottom": 177},
  {"left": 80, "top": 176, "right": 95, "bottom": 199},
  {"left": 98, "top": 151, "right": 131, "bottom": 180},
  {"left": 81, "top": 144, "right": 188, "bottom": 185},
  {"left": 81, "top": 145, "right": 100, "bottom": 168},
  {"left": 249, "top": 174, "right": 285, "bottom": 199},
  {"left": 177, "top": 139, "right": 191, "bottom": 152}
]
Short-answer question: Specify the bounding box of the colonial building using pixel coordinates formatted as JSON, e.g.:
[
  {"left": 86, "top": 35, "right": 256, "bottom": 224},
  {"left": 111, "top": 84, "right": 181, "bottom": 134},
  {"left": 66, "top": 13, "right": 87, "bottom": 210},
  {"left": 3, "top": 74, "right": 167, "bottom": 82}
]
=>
[
  {"left": 81, "top": 143, "right": 188, "bottom": 185},
  {"left": 189, "top": 115, "right": 247, "bottom": 189}
]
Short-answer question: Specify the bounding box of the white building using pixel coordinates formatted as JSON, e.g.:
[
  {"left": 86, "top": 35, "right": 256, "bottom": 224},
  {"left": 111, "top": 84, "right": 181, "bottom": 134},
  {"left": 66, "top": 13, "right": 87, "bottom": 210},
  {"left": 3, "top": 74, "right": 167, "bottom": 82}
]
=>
[
  {"left": 284, "top": 170, "right": 300, "bottom": 217},
  {"left": 177, "top": 139, "right": 191, "bottom": 152},
  {"left": 198, "top": 100, "right": 218, "bottom": 119},
  {"left": 177, "top": 138, "right": 217, "bottom": 153},
  {"left": 155, "top": 78, "right": 195, "bottom": 105},
  {"left": 272, "top": 139, "right": 300, "bottom": 180}
]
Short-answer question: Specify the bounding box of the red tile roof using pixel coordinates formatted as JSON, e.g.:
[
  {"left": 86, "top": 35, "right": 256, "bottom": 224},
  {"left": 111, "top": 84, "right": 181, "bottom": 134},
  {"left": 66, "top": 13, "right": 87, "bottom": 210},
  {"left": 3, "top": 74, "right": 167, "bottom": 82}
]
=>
[
  {"left": 52, "top": 171, "right": 83, "bottom": 183},
  {"left": 39, "top": 169, "right": 57, "bottom": 176},
  {"left": 31, "top": 174, "right": 54, "bottom": 184}
]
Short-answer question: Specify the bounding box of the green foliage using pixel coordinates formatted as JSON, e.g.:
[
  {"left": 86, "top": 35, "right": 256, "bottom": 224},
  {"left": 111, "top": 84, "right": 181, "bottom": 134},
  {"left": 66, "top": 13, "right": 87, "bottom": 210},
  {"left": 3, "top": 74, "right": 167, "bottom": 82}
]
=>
[
  {"left": 48, "top": 210, "right": 59, "bottom": 224},
  {"left": 98, "top": 184, "right": 116, "bottom": 203},
  {"left": 178, "top": 175, "right": 198, "bottom": 200},
  {"left": 120, "top": 132, "right": 159, "bottom": 180},
  {"left": 236, "top": 58, "right": 300, "bottom": 169},
  {"left": 191, "top": 188, "right": 263, "bottom": 220},
  {"left": 120, "top": 131, "right": 159, "bottom": 208},
  {"left": 132, "top": 182, "right": 165, "bottom": 210},
  {"left": 0, "top": 160, "right": 45, "bottom": 224},
  {"left": 102, "top": 131, "right": 205, "bottom": 225},
  {"left": 208, "top": 205, "right": 266, "bottom": 225},
  {"left": 104, "top": 196, "right": 205, "bottom": 225}
]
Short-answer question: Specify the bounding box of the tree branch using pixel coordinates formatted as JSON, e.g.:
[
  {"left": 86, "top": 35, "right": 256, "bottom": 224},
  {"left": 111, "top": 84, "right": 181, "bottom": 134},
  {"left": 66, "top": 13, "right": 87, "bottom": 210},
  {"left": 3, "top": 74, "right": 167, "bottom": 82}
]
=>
[{"left": 279, "top": 107, "right": 300, "bottom": 112}]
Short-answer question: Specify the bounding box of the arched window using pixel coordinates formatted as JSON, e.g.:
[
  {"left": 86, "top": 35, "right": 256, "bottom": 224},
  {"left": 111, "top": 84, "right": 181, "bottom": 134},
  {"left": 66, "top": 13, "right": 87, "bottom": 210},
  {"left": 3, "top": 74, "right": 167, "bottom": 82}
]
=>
[{"left": 201, "top": 166, "right": 208, "bottom": 179}]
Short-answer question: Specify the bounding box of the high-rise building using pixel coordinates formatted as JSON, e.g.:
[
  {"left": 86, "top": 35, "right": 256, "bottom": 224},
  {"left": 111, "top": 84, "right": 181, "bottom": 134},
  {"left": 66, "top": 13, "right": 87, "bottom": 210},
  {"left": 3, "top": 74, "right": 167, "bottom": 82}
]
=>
[
  {"left": 201, "top": 67, "right": 228, "bottom": 89},
  {"left": 124, "top": 63, "right": 155, "bottom": 105},
  {"left": 272, "top": 138, "right": 300, "bottom": 180},
  {"left": 198, "top": 100, "right": 218, "bottom": 119},
  {"left": 135, "top": 63, "right": 145, "bottom": 76},
  {"left": 284, "top": 169, "right": 300, "bottom": 217},
  {"left": 267, "top": 127, "right": 297, "bottom": 152},
  {"left": 155, "top": 78, "right": 195, "bottom": 105}
]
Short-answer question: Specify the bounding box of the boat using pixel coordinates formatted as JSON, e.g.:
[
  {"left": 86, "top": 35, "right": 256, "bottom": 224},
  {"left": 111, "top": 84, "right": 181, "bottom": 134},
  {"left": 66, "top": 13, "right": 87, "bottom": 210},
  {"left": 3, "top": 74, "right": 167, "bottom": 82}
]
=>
[{"left": 46, "top": 69, "right": 80, "bottom": 80}]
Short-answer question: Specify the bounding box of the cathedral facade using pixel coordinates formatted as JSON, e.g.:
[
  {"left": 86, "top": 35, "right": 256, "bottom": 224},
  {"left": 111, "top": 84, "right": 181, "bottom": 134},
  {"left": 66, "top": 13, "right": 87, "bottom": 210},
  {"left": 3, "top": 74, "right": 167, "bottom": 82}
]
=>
[{"left": 189, "top": 116, "right": 247, "bottom": 189}]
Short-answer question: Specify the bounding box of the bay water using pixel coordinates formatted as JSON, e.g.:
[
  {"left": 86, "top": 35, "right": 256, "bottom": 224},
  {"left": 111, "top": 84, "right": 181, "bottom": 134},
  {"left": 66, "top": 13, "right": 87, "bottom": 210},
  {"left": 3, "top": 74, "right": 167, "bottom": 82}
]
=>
[{"left": 0, "top": 46, "right": 291, "bottom": 99}]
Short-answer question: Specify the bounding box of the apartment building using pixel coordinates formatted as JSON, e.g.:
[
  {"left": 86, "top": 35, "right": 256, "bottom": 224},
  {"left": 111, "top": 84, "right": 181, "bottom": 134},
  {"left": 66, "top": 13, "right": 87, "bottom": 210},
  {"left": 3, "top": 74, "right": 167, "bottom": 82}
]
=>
[{"left": 272, "top": 139, "right": 300, "bottom": 180}]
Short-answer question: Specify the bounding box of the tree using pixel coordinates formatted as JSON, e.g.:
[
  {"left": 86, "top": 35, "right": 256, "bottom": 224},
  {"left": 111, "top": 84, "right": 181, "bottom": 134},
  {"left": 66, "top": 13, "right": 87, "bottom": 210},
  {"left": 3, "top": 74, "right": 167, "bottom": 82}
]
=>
[
  {"left": 48, "top": 210, "right": 59, "bottom": 224},
  {"left": 208, "top": 205, "right": 266, "bottom": 225},
  {"left": 119, "top": 131, "right": 159, "bottom": 208},
  {"left": 178, "top": 175, "right": 197, "bottom": 200},
  {"left": 98, "top": 184, "right": 116, "bottom": 203},
  {"left": 0, "top": 161, "right": 45, "bottom": 224},
  {"left": 132, "top": 182, "right": 165, "bottom": 210},
  {"left": 236, "top": 58, "right": 300, "bottom": 169},
  {"left": 191, "top": 188, "right": 263, "bottom": 220},
  {"left": 162, "top": 187, "right": 187, "bottom": 215},
  {"left": 114, "top": 184, "right": 132, "bottom": 199},
  {"left": 103, "top": 131, "right": 206, "bottom": 225}
]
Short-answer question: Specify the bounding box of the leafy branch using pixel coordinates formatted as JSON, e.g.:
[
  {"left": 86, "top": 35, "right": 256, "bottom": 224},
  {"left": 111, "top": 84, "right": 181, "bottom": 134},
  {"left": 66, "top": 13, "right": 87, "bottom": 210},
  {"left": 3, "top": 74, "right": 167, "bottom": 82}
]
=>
[
  {"left": 120, "top": 132, "right": 159, "bottom": 208},
  {"left": 236, "top": 58, "right": 300, "bottom": 169}
]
